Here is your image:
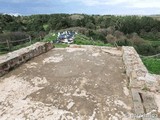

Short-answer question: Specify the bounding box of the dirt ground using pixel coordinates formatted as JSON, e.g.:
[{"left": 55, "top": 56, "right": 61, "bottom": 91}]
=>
[{"left": 0, "top": 46, "right": 134, "bottom": 120}]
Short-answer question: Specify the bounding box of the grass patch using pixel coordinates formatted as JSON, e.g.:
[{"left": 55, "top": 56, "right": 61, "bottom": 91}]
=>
[
  {"left": 0, "top": 51, "right": 8, "bottom": 55},
  {"left": 11, "top": 42, "right": 32, "bottom": 51},
  {"left": 74, "top": 34, "right": 112, "bottom": 47},
  {"left": 150, "top": 41, "right": 160, "bottom": 46},
  {"left": 142, "top": 57, "right": 160, "bottom": 74},
  {"left": 11, "top": 38, "right": 43, "bottom": 51},
  {"left": 0, "top": 37, "right": 43, "bottom": 55},
  {"left": 74, "top": 39, "right": 112, "bottom": 46},
  {"left": 43, "top": 33, "right": 57, "bottom": 42},
  {"left": 143, "top": 37, "right": 160, "bottom": 46},
  {"left": 54, "top": 43, "right": 69, "bottom": 48}
]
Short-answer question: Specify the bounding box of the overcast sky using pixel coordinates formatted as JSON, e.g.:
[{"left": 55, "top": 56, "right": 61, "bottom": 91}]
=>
[{"left": 1, "top": 0, "right": 160, "bottom": 15}]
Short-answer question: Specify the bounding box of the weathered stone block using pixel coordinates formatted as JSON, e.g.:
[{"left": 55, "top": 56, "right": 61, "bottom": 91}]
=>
[
  {"left": 131, "top": 89, "right": 144, "bottom": 115},
  {"left": 122, "top": 46, "right": 157, "bottom": 89}
]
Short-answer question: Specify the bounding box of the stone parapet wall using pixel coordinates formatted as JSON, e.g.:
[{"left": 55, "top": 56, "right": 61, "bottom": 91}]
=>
[
  {"left": 122, "top": 46, "right": 160, "bottom": 91},
  {"left": 0, "top": 42, "right": 53, "bottom": 77},
  {"left": 122, "top": 46, "right": 160, "bottom": 119}
]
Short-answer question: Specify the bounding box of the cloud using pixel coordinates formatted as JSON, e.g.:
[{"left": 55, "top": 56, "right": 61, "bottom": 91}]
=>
[
  {"left": 3, "top": 13, "right": 21, "bottom": 16},
  {"left": 127, "top": 0, "right": 160, "bottom": 8},
  {"left": 3, "top": 0, "right": 160, "bottom": 9},
  {"left": 0, "top": 0, "right": 50, "bottom": 3},
  {"left": 62, "top": 0, "right": 160, "bottom": 8},
  {"left": 0, "top": 0, "right": 29, "bottom": 3},
  {"left": 1, "top": 0, "right": 160, "bottom": 15},
  {"left": 62, "top": 0, "right": 99, "bottom": 6}
]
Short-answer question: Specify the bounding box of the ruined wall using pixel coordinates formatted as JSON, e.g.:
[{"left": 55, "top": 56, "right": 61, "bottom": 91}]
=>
[
  {"left": 122, "top": 46, "right": 160, "bottom": 119},
  {"left": 0, "top": 42, "right": 53, "bottom": 77},
  {"left": 122, "top": 46, "right": 160, "bottom": 91}
]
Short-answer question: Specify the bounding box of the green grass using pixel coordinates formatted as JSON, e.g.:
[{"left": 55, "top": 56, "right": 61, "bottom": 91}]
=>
[
  {"left": 0, "top": 51, "right": 8, "bottom": 55},
  {"left": 11, "top": 37, "right": 44, "bottom": 51},
  {"left": 150, "top": 41, "right": 160, "bottom": 46},
  {"left": 0, "top": 37, "right": 43, "bottom": 55},
  {"left": 11, "top": 42, "right": 32, "bottom": 51},
  {"left": 74, "top": 34, "right": 112, "bottom": 47},
  {"left": 43, "top": 33, "right": 57, "bottom": 42},
  {"left": 143, "top": 37, "right": 160, "bottom": 46},
  {"left": 43, "top": 32, "right": 69, "bottom": 48},
  {"left": 142, "top": 57, "right": 160, "bottom": 74},
  {"left": 54, "top": 43, "right": 69, "bottom": 48},
  {"left": 74, "top": 39, "right": 112, "bottom": 46}
]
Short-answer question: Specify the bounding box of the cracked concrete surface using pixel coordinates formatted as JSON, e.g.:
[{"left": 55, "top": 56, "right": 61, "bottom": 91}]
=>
[{"left": 0, "top": 47, "right": 134, "bottom": 120}]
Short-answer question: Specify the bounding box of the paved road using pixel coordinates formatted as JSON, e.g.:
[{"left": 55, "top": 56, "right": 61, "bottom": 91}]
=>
[{"left": 0, "top": 46, "right": 134, "bottom": 120}]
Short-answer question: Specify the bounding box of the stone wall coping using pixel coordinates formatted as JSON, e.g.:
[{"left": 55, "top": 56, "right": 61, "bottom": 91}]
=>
[
  {"left": 0, "top": 42, "right": 53, "bottom": 77},
  {"left": 0, "top": 42, "right": 45, "bottom": 65},
  {"left": 122, "top": 46, "right": 160, "bottom": 91}
]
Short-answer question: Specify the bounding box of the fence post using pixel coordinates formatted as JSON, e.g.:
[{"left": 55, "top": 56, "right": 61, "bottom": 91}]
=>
[
  {"left": 6, "top": 39, "right": 11, "bottom": 51},
  {"left": 29, "top": 36, "right": 32, "bottom": 44}
]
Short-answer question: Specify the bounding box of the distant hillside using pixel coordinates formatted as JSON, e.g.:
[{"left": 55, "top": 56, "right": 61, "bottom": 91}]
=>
[
  {"left": 149, "top": 15, "right": 160, "bottom": 21},
  {"left": 69, "top": 14, "right": 84, "bottom": 20},
  {"left": 0, "top": 13, "right": 160, "bottom": 55}
]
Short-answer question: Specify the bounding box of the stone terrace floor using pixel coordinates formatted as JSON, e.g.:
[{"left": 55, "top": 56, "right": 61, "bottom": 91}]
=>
[{"left": 0, "top": 46, "right": 134, "bottom": 120}]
